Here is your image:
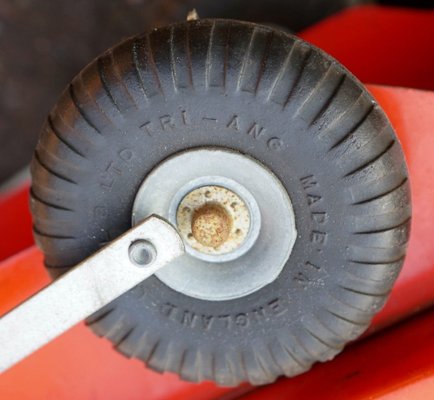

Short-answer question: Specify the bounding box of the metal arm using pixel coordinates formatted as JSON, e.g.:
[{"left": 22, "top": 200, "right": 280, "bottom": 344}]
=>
[{"left": 0, "top": 215, "right": 184, "bottom": 373}]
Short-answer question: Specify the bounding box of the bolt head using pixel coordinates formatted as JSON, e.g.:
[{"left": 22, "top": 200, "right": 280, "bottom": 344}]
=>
[{"left": 129, "top": 240, "right": 157, "bottom": 267}]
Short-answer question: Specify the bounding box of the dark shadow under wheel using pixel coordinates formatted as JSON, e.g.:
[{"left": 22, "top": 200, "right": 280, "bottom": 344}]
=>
[{"left": 30, "top": 19, "right": 411, "bottom": 386}]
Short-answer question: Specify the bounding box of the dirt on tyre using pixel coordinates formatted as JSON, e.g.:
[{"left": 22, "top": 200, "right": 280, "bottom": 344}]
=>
[{"left": 30, "top": 19, "right": 411, "bottom": 386}]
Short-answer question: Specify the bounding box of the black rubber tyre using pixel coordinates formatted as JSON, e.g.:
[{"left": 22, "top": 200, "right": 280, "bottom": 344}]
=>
[{"left": 30, "top": 19, "right": 411, "bottom": 386}]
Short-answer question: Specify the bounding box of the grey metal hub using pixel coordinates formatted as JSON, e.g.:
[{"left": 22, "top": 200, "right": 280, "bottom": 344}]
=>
[
  {"left": 132, "top": 148, "right": 297, "bottom": 301},
  {"left": 168, "top": 176, "right": 261, "bottom": 263}
]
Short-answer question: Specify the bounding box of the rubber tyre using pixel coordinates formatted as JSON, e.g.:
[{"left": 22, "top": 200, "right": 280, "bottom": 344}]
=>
[{"left": 30, "top": 19, "right": 411, "bottom": 386}]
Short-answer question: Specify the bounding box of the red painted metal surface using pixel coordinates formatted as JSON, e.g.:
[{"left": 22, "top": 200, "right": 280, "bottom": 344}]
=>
[
  {"left": 0, "top": 184, "right": 32, "bottom": 262},
  {"left": 241, "top": 309, "right": 434, "bottom": 400},
  {"left": 301, "top": 5, "right": 434, "bottom": 91},
  {"left": 1, "top": 5, "right": 434, "bottom": 400},
  {"left": 367, "top": 86, "right": 434, "bottom": 333}
]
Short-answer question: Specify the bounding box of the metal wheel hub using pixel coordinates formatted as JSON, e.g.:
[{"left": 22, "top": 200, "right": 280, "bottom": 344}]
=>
[
  {"left": 132, "top": 148, "right": 297, "bottom": 301},
  {"left": 169, "top": 176, "right": 261, "bottom": 263}
]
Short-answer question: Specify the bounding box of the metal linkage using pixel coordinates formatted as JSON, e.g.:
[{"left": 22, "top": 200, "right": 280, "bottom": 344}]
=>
[{"left": 0, "top": 216, "right": 184, "bottom": 373}]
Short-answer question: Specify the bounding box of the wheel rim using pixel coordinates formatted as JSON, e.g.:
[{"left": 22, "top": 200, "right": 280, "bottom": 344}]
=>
[{"left": 132, "top": 147, "right": 297, "bottom": 301}]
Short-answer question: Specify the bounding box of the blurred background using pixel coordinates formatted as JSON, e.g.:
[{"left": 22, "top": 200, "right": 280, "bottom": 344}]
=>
[{"left": 0, "top": 0, "right": 432, "bottom": 185}]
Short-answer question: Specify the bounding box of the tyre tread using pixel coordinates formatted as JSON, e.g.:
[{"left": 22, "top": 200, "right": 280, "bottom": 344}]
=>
[{"left": 30, "top": 19, "right": 410, "bottom": 386}]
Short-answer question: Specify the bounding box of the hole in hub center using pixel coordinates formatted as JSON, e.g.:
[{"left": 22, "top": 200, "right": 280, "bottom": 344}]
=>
[
  {"left": 191, "top": 203, "right": 232, "bottom": 248},
  {"left": 173, "top": 180, "right": 258, "bottom": 261}
]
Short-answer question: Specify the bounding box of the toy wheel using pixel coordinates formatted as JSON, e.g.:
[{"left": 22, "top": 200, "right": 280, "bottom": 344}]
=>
[{"left": 30, "top": 19, "right": 411, "bottom": 386}]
